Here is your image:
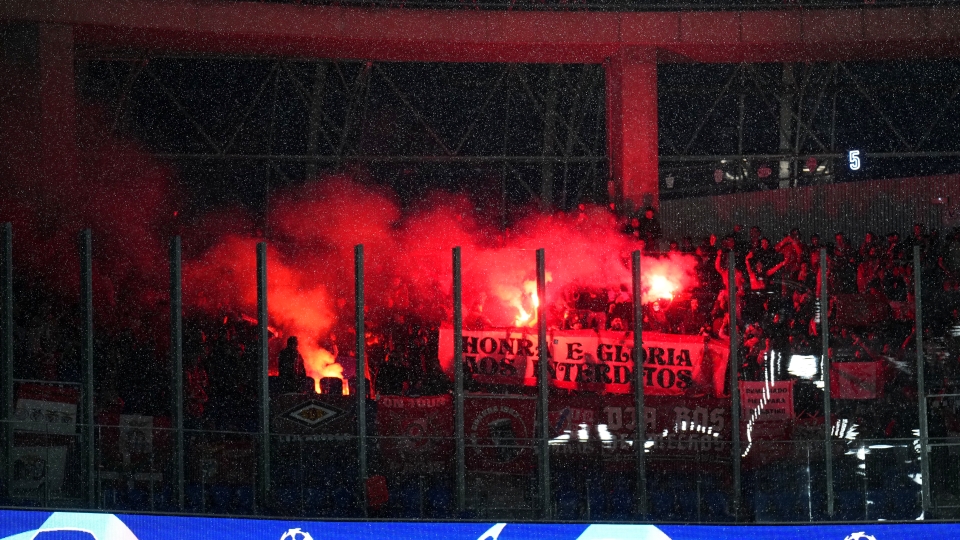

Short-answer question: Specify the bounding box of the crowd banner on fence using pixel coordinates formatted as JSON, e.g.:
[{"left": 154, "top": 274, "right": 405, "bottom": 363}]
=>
[
  {"left": 95, "top": 413, "right": 172, "bottom": 493},
  {"left": 188, "top": 436, "right": 255, "bottom": 487},
  {"left": 833, "top": 293, "right": 891, "bottom": 327},
  {"left": 830, "top": 361, "right": 886, "bottom": 400},
  {"left": 439, "top": 329, "right": 729, "bottom": 397},
  {"left": 547, "top": 394, "right": 731, "bottom": 471},
  {"left": 10, "top": 382, "right": 80, "bottom": 499},
  {"left": 380, "top": 389, "right": 817, "bottom": 473},
  {"left": 550, "top": 331, "right": 728, "bottom": 397},
  {"left": 13, "top": 383, "right": 78, "bottom": 436},
  {"left": 739, "top": 381, "right": 794, "bottom": 423},
  {"left": 376, "top": 395, "right": 453, "bottom": 474},
  {"left": 270, "top": 394, "right": 358, "bottom": 440},
  {"left": 9, "top": 446, "right": 67, "bottom": 499},
  {"left": 438, "top": 328, "right": 539, "bottom": 386},
  {"left": 738, "top": 380, "right": 796, "bottom": 466},
  {"left": 464, "top": 396, "right": 535, "bottom": 474},
  {"left": 96, "top": 414, "right": 172, "bottom": 460}
]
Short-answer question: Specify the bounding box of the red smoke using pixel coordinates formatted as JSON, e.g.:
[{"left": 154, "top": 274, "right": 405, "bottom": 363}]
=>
[
  {"left": 182, "top": 234, "right": 340, "bottom": 390},
  {"left": 2, "top": 92, "right": 698, "bottom": 391},
  {"left": 182, "top": 175, "right": 700, "bottom": 392},
  {"left": 0, "top": 101, "right": 178, "bottom": 335},
  {"left": 640, "top": 254, "right": 697, "bottom": 303}
]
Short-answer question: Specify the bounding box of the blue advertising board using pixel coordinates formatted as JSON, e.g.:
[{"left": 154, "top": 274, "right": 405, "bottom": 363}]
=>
[{"left": 0, "top": 510, "right": 953, "bottom": 540}]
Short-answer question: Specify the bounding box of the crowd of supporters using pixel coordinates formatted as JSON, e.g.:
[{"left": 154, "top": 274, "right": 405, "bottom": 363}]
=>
[
  {"left": 620, "top": 220, "right": 960, "bottom": 385},
  {"left": 6, "top": 215, "right": 960, "bottom": 519},
  {"left": 9, "top": 219, "right": 960, "bottom": 415}
]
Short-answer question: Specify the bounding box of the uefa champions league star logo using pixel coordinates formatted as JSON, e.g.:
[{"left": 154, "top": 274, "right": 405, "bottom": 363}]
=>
[
  {"left": 477, "top": 524, "right": 507, "bottom": 540},
  {"left": 476, "top": 523, "right": 673, "bottom": 540},
  {"left": 844, "top": 533, "right": 876, "bottom": 540},
  {"left": 280, "top": 528, "right": 314, "bottom": 540},
  {"left": 0, "top": 512, "right": 138, "bottom": 540}
]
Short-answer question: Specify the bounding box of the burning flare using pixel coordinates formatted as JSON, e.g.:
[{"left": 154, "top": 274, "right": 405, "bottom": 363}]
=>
[
  {"left": 513, "top": 280, "right": 540, "bottom": 327},
  {"left": 646, "top": 274, "right": 678, "bottom": 301},
  {"left": 640, "top": 255, "right": 692, "bottom": 303},
  {"left": 504, "top": 278, "right": 547, "bottom": 327},
  {"left": 300, "top": 343, "right": 348, "bottom": 394}
]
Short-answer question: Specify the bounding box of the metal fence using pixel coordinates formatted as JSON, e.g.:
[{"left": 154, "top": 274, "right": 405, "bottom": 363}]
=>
[{"left": 0, "top": 222, "right": 958, "bottom": 521}]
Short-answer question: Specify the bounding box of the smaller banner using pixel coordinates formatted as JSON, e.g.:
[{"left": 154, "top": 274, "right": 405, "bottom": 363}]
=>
[
  {"left": 739, "top": 381, "right": 794, "bottom": 423},
  {"left": 95, "top": 414, "right": 172, "bottom": 480},
  {"left": 546, "top": 395, "right": 732, "bottom": 471},
  {"left": 118, "top": 415, "right": 154, "bottom": 455},
  {"left": 465, "top": 396, "right": 535, "bottom": 474},
  {"left": 376, "top": 395, "right": 453, "bottom": 474},
  {"left": 738, "top": 382, "right": 796, "bottom": 467},
  {"left": 834, "top": 294, "right": 892, "bottom": 327},
  {"left": 189, "top": 436, "right": 255, "bottom": 486},
  {"left": 595, "top": 395, "right": 732, "bottom": 467},
  {"left": 11, "top": 382, "right": 79, "bottom": 497},
  {"left": 9, "top": 446, "right": 68, "bottom": 498},
  {"left": 831, "top": 361, "right": 884, "bottom": 399},
  {"left": 270, "top": 394, "right": 358, "bottom": 440},
  {"left": 13, "top": 382, "right": 79, "bottom": 436}
]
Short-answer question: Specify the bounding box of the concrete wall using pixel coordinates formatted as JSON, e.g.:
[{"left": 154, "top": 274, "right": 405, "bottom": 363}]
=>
[{"left": 660, "top": 174, "right": 960, "bottom": 243}]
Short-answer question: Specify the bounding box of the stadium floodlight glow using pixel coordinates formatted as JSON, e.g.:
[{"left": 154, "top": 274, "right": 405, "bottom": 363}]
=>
[
  {"left": 788, "top": 355, "right": 818, "bottom": 379},
  {"left": 549, "top": 431, "right": 571, "bottom": 446}
]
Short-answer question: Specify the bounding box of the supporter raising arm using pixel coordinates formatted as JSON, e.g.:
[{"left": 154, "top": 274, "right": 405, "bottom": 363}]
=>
[{"left": 745, "top": 251, "right": 787, "bottom": 290}]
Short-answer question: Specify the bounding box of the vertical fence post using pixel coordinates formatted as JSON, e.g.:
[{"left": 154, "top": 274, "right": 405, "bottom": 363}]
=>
[
  {"left": 728, "top": 252, "right": 741, "bottom": 520},
  {"left": 1, "top": 223, "right": 12, "bottom": 497},
  {"left": 256, "top": 242, "right": 271, "bottom": 510},
  {"left": 536, "top": 248, "right": 550, "bottom": 519},
  {"left": 79, "top": 229, "right": 95, "bottom": 507},
  {"left": 914, "top": 245, "right": 932, "bottom": 518},
  {"left": 452, "top": 247, "right": 466, "bottom": 515},
  {"left": 820, "top": 247, "right": 834, "bottom": 518},
  {"left": 631, "top": 250, "right": 648, "bottom": 517},
  {"left": 355, "top": 244, "right": 369, "bottom": 517},
  {"left": 170, "top": 237, "right": 185, "bottom": 511}
]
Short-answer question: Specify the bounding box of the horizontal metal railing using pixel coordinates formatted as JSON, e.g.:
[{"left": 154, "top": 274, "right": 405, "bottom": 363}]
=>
[
  {"left": 0, "top": 416, "right": 944, "bottom": 523},
  {"left": 220, "top": 0, "right": 960, "bottom": 12}
]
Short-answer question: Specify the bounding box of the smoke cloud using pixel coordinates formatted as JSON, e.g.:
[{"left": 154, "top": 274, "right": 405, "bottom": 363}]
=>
[
  {"left": 0, "top": 103, "right": 179, "bottom": 334},
  {"left": 181, "top": 174, "right": 699, "bottom": 389},
  {"left": 2, "top": 100, "right": 698, "bottom": 390}
]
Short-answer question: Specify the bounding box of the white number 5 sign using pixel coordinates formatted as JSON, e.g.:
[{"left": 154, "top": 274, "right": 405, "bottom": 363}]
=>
[{"left": 848, "top": 149, "right": 861, "bottom": 171}]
